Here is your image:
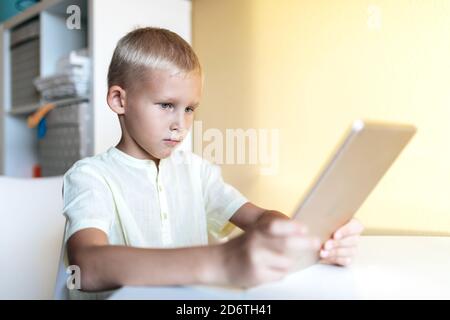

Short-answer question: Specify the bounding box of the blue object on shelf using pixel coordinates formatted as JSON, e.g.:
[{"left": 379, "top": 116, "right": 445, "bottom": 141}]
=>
[
  {"left": 37, "top": 117, "right": 46, "bottom": 139},
  {"left": 0, "top": 0, "right": 40, "bottom": 23}
]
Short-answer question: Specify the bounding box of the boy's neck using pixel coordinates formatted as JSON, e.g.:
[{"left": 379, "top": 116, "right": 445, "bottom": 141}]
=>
[{"left": 116, "top": 139, "right": 160, "bottom": 168}]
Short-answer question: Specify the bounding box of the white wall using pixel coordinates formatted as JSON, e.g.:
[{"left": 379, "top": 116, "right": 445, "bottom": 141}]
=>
[
  {"left": 193, "top": 0, "right": 450, "bottom": 235},
  {"left": 90, "top": 0, "right": 192, "bottom": 155}
]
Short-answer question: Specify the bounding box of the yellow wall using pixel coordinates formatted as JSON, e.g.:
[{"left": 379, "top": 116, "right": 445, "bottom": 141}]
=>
[{"left": 192, "top": 0, "right": 450, "bottom": 235}]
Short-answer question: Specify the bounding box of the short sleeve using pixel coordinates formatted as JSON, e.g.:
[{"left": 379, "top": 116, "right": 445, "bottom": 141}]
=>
[
  {"left": 201, "top": 159, "right": 248, "bottom": 237},
  {"left": 62, "top": 163, "right": 115, "bottom": 243}
]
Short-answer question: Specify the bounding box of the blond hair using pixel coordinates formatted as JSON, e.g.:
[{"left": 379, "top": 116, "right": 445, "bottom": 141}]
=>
[{"left": 107, "top": 27, "right": 201, "bottom": 89}]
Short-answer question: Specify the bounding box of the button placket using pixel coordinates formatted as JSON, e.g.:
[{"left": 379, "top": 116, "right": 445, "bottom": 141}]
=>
[{"left": 156, "top": 170, "right": 172, "bottom": 245}]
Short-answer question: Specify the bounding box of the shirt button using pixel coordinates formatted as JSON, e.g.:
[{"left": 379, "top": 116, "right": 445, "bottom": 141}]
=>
[
  {"left": 162, "top": 212, "right": 167, "bottom": 220},
  {"left": 159, "top": 185, "right": 162, "bottom": 192}
]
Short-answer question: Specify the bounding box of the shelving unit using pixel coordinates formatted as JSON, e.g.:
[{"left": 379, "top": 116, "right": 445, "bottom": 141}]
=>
[
  {"left": 8, "top": 96, "right": 89, "bottom": 116},
  {"left": 0, "top": 0, "right": 192, "bottom": 177}
]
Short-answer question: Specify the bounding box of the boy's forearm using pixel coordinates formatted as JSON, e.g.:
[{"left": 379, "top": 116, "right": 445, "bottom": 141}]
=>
[
  {"left": 74, "top": 243, "right": 226, "bottom": 292},
  {"left": 246, "top": 210, "right": 289, "bottom": 231},
  {"left": 231, "top": 202, "right": 290, "bottom": 231},
  {"left": 261, "top": 210, "right": 289, "bottom": 221}
]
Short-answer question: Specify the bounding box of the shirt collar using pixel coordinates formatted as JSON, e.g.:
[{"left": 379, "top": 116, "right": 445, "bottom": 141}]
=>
[{"left": 108, "top": 147, "right": 168, "bottom": 170}]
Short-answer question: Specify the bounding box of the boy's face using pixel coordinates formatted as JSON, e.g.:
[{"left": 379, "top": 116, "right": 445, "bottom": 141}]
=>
[{"left": 111, "top": 69, "right": 202, "bottom": 161}]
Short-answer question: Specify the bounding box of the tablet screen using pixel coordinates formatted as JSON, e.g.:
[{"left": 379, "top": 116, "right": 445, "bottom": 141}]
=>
[{"left": 292, "top": 120, "right": 416, "bottom": 270}]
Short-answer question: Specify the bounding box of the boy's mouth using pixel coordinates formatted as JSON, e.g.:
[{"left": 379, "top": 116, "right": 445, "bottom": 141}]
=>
[
  {"left": 163, "top": 138, "right": 181, "bottom": 146},
  {"left": 163, "top": 138, "right": 181, "bottom": 142}
]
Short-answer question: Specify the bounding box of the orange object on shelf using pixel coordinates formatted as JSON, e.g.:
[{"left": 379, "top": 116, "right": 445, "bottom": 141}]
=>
[
  {"left": 27, "top": 103, "right": 56, "bottom": 128},
  {"left": 32, "top": 164, "right": 42, "bottom": 178}
]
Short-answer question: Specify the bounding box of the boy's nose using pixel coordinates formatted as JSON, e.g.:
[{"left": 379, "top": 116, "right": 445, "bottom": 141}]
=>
[{"left": 170, "top": 112, "right": 186, "bottom": 132}]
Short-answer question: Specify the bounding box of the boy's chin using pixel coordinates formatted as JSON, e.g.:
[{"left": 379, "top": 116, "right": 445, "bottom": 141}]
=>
[
  {"left": 151, "top": 143, "right": 181, "bottom": 159},
  {"left": 157, "top": 149, "right": 175, "bottom": 159}
]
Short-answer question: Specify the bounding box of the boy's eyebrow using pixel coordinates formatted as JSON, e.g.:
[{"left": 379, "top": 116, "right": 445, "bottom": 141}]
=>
[
  {"left": 154, "top": 95, "right": 176, "bottom": 102},
  {"left": 155, "top": 97, "right": 200, "bottom": 107}
]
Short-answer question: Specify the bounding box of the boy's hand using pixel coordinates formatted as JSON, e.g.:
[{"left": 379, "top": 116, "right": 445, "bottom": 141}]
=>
[
  {"left": 319, "top": 218, "right": 364, "bottom": 266},
  {"left": 220, "top": 211, "right": 321, "bottom": 288}
]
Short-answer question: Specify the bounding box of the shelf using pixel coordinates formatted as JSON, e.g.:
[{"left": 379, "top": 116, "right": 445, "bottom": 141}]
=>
[
  {"left": 8, "top": 96, "right": 90, "bottom": 116},
  {"left": 1, "top": 0, "right": 192, "bottom": 177}
]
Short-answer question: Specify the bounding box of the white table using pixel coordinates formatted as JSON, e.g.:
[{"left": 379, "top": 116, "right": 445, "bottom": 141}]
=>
[{"left": 109, "top": 236, "right": 450, "bottom": 300}]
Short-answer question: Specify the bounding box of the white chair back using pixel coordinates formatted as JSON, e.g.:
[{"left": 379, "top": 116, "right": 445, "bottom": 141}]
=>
[
  {"left": 54, "top": 221, "right": 69, "bottom": 300},
  {"left": 0, "top": 176, "right": 65, "bottom": 299}
]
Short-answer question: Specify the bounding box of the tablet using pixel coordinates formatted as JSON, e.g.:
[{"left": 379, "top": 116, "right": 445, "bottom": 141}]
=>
[{"left": 292, "top": 120, "right": 416, "bottom": 270}]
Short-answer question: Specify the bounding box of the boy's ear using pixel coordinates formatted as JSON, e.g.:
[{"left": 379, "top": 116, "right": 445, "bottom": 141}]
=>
[{"left": 107, "top": 85, "right": 127, "bottom": 115}]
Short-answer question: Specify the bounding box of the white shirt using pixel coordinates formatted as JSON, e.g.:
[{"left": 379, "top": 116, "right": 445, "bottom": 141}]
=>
[{"left": 62, "top": 147, "right": 248, "bottom": 248}]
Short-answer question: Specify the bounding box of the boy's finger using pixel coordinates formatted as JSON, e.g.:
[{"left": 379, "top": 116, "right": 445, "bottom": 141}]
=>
[
  {"left": 286, "top": 236, "right": 321, "bottom": 252},
  {"left": 264, "top": 220, "right": 308, "bottom": 237},
  {"left": 320, "top": 247, "right": 356, "bottom": 259},
  {"left": 268, "top": 254, "right": 296, "bottom": 271},
  {"left": 268, "top": 235, "right": 321, "bottom": 256},
  {"left": 323, "top": 235, "right": 360, "bottom": 250},
  {"left": 320, "top": 256, "right": 352, "bottom": 267},
  {"left": 333, "top": 219, "right": 364, "bottom": 240},
  {"left": 332, "top": 257, "right": 352, "bottom": 266}
]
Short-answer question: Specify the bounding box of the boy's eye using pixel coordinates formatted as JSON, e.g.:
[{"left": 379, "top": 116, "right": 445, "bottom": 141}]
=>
[
  {"left": 185, "top": 107, "right": 195, "bottom": 113},
  {"left": 159, "top": 103, "right": 174, "bottom": 109}
]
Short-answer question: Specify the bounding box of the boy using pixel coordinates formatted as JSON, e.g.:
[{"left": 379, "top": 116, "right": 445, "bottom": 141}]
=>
[{"left": 63, "top": 27, "right": 364, "bottom": 299}]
